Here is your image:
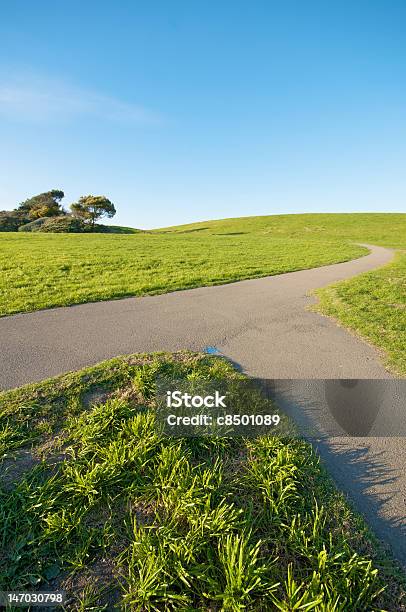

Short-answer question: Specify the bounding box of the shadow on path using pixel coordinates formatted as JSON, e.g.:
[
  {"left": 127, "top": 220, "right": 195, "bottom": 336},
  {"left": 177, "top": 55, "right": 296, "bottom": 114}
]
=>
[{"left": 254, "top": 377, "right": 406, "bottom": 570}]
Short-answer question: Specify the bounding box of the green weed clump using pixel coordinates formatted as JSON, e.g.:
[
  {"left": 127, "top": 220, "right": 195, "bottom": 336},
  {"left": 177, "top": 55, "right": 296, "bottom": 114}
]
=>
[{"left": 0, "top": 352, "right": 404, "bottom": 610}]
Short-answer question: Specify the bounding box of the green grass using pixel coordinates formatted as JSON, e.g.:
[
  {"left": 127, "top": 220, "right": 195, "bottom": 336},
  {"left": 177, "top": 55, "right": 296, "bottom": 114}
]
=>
[
  {"left": 1, "top": 212, "right": 404, "bottom": 375},
  {"left": 100, "top": 225, "right": 141, "bottom": 234},
  {"left": 0, "top": 352, "right": 404, "bottom": 610},
  {"left": 315, "top": 250, "right": 406, "bottom": 376},
  {"left": 3, "top": 211, "right": 405, "bottom": 318}
]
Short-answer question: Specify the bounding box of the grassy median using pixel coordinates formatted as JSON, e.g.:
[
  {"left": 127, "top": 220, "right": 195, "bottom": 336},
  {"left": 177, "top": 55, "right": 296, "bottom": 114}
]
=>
[{"left": 0, "top": 352, "right": 404, "bottom": 610}]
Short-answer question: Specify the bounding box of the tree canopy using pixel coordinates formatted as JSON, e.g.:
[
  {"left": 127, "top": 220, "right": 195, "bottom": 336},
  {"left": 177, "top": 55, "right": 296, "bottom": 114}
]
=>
[
  {"left": 0, "top": 190, "right": 118, "bottom": 232},
  {"left": 70, "top": 195, "right": 116, "bottom": 229},
  {"left": 16, "top": 190, "right": 65, "bottom": 219}
]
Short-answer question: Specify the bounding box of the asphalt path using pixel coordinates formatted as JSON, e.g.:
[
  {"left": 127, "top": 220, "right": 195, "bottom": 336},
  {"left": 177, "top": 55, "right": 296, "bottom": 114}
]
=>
[
  {"left": 0, "top": 244, "right": 395, "bottom": 388},
  {"left": 1, "top": 243, "right": 405, "bottom": 566}
]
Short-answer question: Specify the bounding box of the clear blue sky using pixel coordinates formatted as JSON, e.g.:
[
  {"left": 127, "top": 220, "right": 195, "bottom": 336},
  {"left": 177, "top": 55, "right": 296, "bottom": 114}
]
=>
[{"left": 1, "top": 1, "right": 405, "bottom": 228}]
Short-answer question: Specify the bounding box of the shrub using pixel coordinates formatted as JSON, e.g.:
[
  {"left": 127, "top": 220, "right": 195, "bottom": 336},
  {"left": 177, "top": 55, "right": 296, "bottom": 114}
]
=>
[
  {"left": 89, "top": 224, "right": 128, "bottom": 233},
  {"left": 18, "top": 217, "right": 51, "bottom": 232},
  {"left": 38, "top": 216, "right": 87, "bottom": 233},
  {"left": 0, "top": 211, "right": 29, "bottom": 232}
]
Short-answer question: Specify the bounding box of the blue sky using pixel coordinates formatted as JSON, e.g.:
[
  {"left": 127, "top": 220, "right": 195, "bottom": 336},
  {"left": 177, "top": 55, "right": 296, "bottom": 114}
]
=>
[{"left": 1, "top": 1, "right": 405, "bottom": 228}]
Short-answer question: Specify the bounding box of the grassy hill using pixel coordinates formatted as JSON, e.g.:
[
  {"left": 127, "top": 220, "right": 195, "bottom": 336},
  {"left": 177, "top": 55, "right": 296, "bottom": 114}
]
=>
[
  {"left": 1, "top": 213, "right": 404, "bottom": 317},
  {"left": 0, "top": 212, "right": 404, "bottom": 373},
  {"left": 155, "top": 212, "right": 405, "bottom": 248}
]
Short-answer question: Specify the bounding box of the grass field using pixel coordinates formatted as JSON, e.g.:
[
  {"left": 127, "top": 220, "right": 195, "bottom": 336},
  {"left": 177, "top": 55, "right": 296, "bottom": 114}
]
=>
[
  {"left": 1, "top": 352, "right": 404, "bottom": 610},
  {"left": 0, "top": 214, "right": 371, "bottom": 317},
  {"left": 1, "top": 212, "right": 404, "bottom": 375}
]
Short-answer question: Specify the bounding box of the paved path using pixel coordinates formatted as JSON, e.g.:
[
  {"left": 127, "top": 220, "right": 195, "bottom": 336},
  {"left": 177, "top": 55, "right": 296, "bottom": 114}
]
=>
[
  {"left": 1, "top": 243, "right": 405, "bottom": 566},
  {"left": 0, "top": 244, "right": 395, "bottom": 389}
]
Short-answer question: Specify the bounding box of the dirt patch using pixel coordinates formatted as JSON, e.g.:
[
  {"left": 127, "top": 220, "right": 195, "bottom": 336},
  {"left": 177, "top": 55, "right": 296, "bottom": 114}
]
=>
[
  {"left": 113, "top": 384, "right": 147, "bottom": 406},
  {"left": 81, "top": 386, "right": 110, "bottom": 409},
  {"left": 55, "top": 556, "right": 122, "bottom": 611},
  {"left": 0, "top": 449, "right": 41, "bottom": 490},
  {"left": 127, "top": 499, "right": 156, "bottom": 526},
  {"left": 34, "top": 430, "right": 70, "bottom": 460},
  {"left": 0, "top": 434, "right": 71, "bottom": 490}
]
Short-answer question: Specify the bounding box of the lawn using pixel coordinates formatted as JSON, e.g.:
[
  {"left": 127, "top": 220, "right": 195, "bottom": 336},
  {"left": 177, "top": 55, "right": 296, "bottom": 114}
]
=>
[
  {"left": 0, "top": 352, "right": 404, "bottom": 610},
  {"left": 1, "top": 212, "right": 405, "bottom": 375},
  {"left": 0, "top": 216, "right": 370, "bottom": 317}
]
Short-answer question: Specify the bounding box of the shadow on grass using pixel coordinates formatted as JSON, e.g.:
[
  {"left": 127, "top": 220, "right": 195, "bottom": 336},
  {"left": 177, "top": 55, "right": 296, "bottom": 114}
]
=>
[
  {"left": 154, "top": 227, "right": 210, "bottom": 234},
  {"left": 213, "top": 232, "right": 247, "bottom": 236}
]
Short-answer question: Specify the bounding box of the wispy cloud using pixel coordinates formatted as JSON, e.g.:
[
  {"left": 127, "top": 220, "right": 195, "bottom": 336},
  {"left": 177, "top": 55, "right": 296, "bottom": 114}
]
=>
[{"left": 0, "top": 73, "right": 161, "bottom": 125}]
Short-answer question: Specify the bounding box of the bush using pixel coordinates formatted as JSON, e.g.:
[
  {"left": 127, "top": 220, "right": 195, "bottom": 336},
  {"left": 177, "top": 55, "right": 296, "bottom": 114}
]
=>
[
  {"left": 38, "top": 216, "right": 87, "bottom": 233},
  {"left": 89, "top": 224, "right": 132, "bottom": 233},
  {"left": 0, "top": 211, "right": 29, "bottom": 232},
  {"left": 18, "top": 217, "right": 51, "bottom": 232}
]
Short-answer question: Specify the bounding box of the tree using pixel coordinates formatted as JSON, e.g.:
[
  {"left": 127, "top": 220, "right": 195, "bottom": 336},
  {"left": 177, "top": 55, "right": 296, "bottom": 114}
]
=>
[
  {"left": 70, "top": 195, "right": 116, "bottom": 230},
  {"left": 16, "top": 190, "right": 65, "bottom": 219}
]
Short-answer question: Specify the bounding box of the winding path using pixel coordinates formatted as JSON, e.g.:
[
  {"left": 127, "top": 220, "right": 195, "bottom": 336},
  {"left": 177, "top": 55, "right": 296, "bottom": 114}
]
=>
[
  {"left": 1, "top": 243, "right": 405, "bottom": 566},
  {"left": 0, "top": 243, "right": 395, "bottom": 388}
]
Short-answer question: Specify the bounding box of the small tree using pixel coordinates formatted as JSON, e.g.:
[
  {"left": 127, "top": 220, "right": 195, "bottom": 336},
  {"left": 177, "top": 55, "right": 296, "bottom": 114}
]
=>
[
  {"left": 16, "top": 190, "right": 65, "bottom": 219},
  {"left": 70, "top": 195, "right": 116, "bottom": 230}
]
